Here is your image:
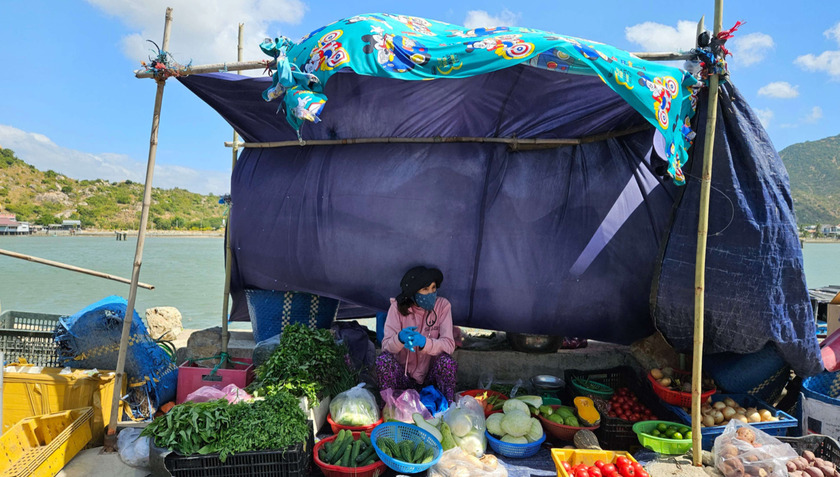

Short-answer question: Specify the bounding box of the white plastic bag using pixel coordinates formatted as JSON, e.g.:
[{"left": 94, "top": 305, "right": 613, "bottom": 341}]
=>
[
  {"left": 118, "top": 427, "right": 150, "bottom": 468},
  {"left": 330, "top": 383, "right": 380, "bottom": 426},
  {"left": 428, "top": 447, "right": 508, "bottom": 477},
  {"left": 381, "top": 388, "right": 432, "bottom": 423},
  {"left": 443, "top": 395, "right": 487, "bottom": 457},
  {"left": 713, "top": 419, "right": 797, "bottom": 477}
]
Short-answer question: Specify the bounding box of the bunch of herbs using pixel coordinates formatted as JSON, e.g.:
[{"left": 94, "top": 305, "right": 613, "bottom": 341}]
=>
[
  {"left": 140, "top": 399, "right": 231, "bottom": 455},
  {"left": 250, "top": 323, "right": 356, "bottom": 404}
]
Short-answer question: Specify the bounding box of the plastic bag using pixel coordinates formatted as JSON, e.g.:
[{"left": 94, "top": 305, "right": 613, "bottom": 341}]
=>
[
  {"left": 443, "top": 395, "right": 487, "bottom": 457},
  {"left": 478, "top": 374, "right": 526, "bottom": 398},
  {"left": 420, "top": 385, "right": 449, "bottom": 416},
  {"left": 185, "top": 383, "right": 252, "bottom": 404},
  {"left": 428, "top": 447, "right": 508, "bottom": 477},
  {"left": 381, "top": 388, "right": 432, "bottom": 422},
  {"left": 118, "top": 428, "right": 150, "bottom": 468},
  {"left": 713, "top": 419, "right": 797, "bottom": 477},
  {"left": 330, "top": 383, "right": 380, "bottom": 426}
]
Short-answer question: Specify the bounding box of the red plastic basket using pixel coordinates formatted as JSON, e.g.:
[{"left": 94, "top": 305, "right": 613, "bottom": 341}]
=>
[
  {"left": 457, "top": 389, "right": 508, "bottom": 418},
  {"left": 537, "top": 405, "right": 600, "bottom": 442},
  {"left": 647, "top": 372, "right": 716, "bottom": 407},
  {"left": 327, "top": 413, "right": 383, "bottom": 435},
  {"left": 313, "top": 431, "right": 386, "bottom": 477}
]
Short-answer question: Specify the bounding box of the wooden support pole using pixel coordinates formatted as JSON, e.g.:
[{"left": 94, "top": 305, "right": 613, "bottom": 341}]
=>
[
  {"left": 692, "top": 0, "right": 724, "bottom": 466},
  {"left": 105, "top": 7, "right": 173, "bottom": 448},
  {"left": 220, "top": 23, "right": 244, "bottom": 360},
  {"left": 0, "top": 248, "right": 154, "bottom": 290}
]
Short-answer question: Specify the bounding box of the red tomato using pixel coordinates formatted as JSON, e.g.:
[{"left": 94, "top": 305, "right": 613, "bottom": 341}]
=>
[
  {"left": 594, "top": 460, "right": 606, "bottom": 470},
  {"left": 618, "top": 464, "right": 636, "bottom": 477},
  {"left": 575, "top": 468, "right": 590, "bottom": 477},
  {"left": 589, "top": 467, "right": 603, "bottom": 477},
  {"left": 615, "top": 457, "right": 630, "bottom": 467},
  {"left": 636, "top": 471, "right": 649, "bottom": 477},
  {"left": 562, "top": 461, "right": 573, "bottom": 473},
  {"left": 602, "top": 464, "right": 617, "bottom": 475},
  {"left": 632, "top": 462, "right": 645, "bottom": 474}
]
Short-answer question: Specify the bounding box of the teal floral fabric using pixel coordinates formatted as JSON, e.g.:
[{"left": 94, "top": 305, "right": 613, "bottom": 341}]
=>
[{"left": 260, "top": 13, "right": 700, "bottom": 185}]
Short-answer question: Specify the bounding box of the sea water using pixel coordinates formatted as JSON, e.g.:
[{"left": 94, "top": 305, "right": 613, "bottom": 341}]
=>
[{"left": 0, "top": 236, "right": 838, "bottom": 330}]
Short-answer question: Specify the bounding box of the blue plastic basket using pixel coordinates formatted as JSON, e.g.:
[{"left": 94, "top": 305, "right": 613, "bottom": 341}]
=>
[
  {"left": 803, "top": 370, "right": 840, "bottom": 405},
  {"left": 485, "top": 430, "right": 545, "bottom": 458},
  {"left": 663, "top": 393, "right": 798, "bottom": 450},
  {"left": 244, "top": 289, "right": 340, "bottom": 343},
  {"left": 371, "top": 422, "right": 442, "bottom": 473}
]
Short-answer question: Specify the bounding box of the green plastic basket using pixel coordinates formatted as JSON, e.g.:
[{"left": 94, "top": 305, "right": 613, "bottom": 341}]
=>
[
  {"left": 632, "top": 420, "right": 692, "bottom": 455},
  {"left": 571, "top": 377, "right": 614, "bottom": 399}
]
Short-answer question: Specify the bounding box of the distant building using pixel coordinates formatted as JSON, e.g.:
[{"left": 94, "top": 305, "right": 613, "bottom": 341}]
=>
[
  {"left": 0, "top": 214, "right": 31, "bottom": 235},
  {"left": 821, "top": 224, "right": 840, "bottom": 236},
  {"left": 61, "top": 220, "right": 82, "bottom": 230}
]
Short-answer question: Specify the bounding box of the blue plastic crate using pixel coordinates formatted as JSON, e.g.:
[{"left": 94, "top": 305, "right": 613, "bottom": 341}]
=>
[
  {"left": 663, "top": 393, "right": 797, "bottom": 450},
  {"left": 485, "top": 430, "right": 545, "bottom": 458}
]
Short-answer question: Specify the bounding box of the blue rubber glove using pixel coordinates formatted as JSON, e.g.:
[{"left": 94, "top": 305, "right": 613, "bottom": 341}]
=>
[
  {"left": 410, "top": 331, "right": 426, "bottom": 350},
  {"left": 398, "top": 326, "right": 417, "bottom": 345}
]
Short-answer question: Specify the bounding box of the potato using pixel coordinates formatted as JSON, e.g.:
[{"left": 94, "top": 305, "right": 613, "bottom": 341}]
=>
[
  {"left": 721, "top": 457, "right": 745, "bottom": 477},
  {"left": 721, "top": 444, "right": 739, "bottom": 459},
  {"left": 803, "top": 467, "right": 825, "bottom": 477},
  {"left": 735, "top": 427, "right": 756, "bottom": 444},
  {"left": 789, "top": 461, "right": 801, "bottom": 473},
  {"left": 659, "top": 377, "right": 672, "bottom": 387},
  {"left": 651, "top": 368, "right": 664, "bottom": 379},
  {"left": 743, "top": 465, "right": 768, "bottom": 477},
  {"left": 804, "top": 451, "right": 817, "bottom": 463}
]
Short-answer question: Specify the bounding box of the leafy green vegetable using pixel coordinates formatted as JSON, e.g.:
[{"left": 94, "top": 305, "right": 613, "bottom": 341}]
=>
[
  {"left": 140, "top": 399, "right": 231, "bottom": 456},
  {"left": 249, "top": 324, "right": 357, "bottom": 404}
]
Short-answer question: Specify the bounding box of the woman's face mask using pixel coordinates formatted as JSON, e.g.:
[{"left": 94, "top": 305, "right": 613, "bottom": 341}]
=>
[{"left": 414, "top": 291, "right": 437, "bottom": 311}]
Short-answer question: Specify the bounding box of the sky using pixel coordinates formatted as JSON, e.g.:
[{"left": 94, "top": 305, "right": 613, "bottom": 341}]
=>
[{"left": 0, "top": 1, "right": 838, "bottom": 195}]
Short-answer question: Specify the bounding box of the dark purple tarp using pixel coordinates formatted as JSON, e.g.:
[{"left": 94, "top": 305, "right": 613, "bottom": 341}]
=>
[{"left": 178, "top": 67, "right": 822, "bottom": 371}]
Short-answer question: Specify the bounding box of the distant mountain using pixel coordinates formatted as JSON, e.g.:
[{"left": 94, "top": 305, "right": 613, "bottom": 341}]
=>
[
  {"left": 779, "top": 134, "right": 840, "bottom": 226},
  {"left": 0, "top": 148, "right": 225, "bottom": 230}
]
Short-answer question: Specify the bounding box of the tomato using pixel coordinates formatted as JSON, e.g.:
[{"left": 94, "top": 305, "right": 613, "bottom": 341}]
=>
[
  {"left": 562, "top": 461, "right": 573, "bottom": 473},
  {"left": 618, "top": 464, "right": 636, "bottom": 477},
  {"left": 594, "top": 460, "right": 606, "bottom": 470},
  {"left": 575, "top": 468, "right": 590, "bottom": 477},
  {"left": 588, "top": 468, "right": 602, "bottom": 477},
  {"left": 615, "top": 457, "right": 630, "bottom": 467},
  {"left": 632, "top": 462, "right": 645, "bottom": 474},
  {"left": 602, "top": 463, "right": 617, "bottom": 474},
  {"left": 636, "top": 471, "right": 649, "bottom": 477}
]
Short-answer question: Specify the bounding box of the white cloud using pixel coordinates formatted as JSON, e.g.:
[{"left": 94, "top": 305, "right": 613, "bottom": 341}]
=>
[
  {"left": 795, "top": 50, "right": 840, "bottom": 80},
  {"left": 757, "top": 81, "right": 799, "bottom": 99},
  {"left": 730, "top": 33, "right": 774, "bottom": 66},
  {"left": 625, "top": 21, "right": 696, "bottom": 52},
  {"left": 804, "top": 106, "right": 824, "bottom": 123},
  {"left": 826, "top": 22, "right": 840, "bottom": 45},
  {"left": 85, "top": 0, "right": 307, "bottom": 71},
  {"left": 463, "top": 9, "right": 521, "bottom": 29},
  {"left": 0, "top": 125, "right": 229, "bottom": 195},
  {"left": 754, "top": 108, "right": 774, "bottom": 129}
]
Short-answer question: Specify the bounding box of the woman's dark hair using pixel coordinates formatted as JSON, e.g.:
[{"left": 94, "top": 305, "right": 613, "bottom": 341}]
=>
[
  {"left": 395, "top": 266, "right": 443, "bottom": 316},
  {"left": 397, "top": 295, "right": 416, "bottom": 316}
]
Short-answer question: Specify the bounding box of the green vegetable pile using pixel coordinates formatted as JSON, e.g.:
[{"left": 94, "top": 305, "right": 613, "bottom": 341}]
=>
[
  {"left": 317, "top": 429, "right": 379, "bottom": 468},
  {"left": 140, "top": 390, "right": 308, "bottom": 462},
  {"left": 249, "top": 324, "right": 356, "bottom": 405},
  {"left": 377, "top": 436, "right": 435, "bottom": 464}
]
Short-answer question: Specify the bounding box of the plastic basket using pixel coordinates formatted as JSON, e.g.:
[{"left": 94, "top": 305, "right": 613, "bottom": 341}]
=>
[
  {"left": 457, "top": 389, "right": 508, "bottom": 418},
  {"left": 370, "top": 422, "right": 442, "bottom": 473},
  {"left": 663, "top": 393, "right": 797, "bottom": 450},
  {"left": 570, "top": 377, "right": 614, "bottom": 400},
  {"left": 485, "top": 430, "right": 545, "bottom": 458},
  {"left": 647, "top": 371, "right": 716, "bottom": 407},
  {"left": 313, "top": 431, "right": 386, "bottom": 477},
  {"left": 0, "top": 407, "right": 93, "bottom": 476},
  {"left": 244, "top": 289, "right": 339, "bottom": 343},
  {"left": 176, "top": 358, "right": 255, "bottom": 404},
  {"left": 537, "top": 405, "right": 599, "bottom": 442},
  {"left": 0, "top": 310, "right": 62, "bottom": 367},
  {"left": 164, "top": 435, "right": 312, "bottom": 477},
  {"left": 327, "top": 413, "right": 383, "bottom": 435},
  {"left": 551, "top": 449, "right": 638, "bottom": 477},
  {"left": 801, "top": 370, "right": 840, "bottom": 437},
  {"left": 631, "top": 420, "right": 692, "bottom": 455},
  {"left": 565, "top": 367, "right": 680, "bottom": 451},
  {"left": 778, "top": 435, "right": 840, "bottom": 466}
]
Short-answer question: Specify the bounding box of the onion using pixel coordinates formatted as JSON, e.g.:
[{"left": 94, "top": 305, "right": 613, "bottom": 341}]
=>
[
  {"left": 723, "top": 397, "right": 737, "bottom": 408},
  {"left": 713, "top": 410, "right": 724, "bottom": 424},
  {"left": 702, "top": 415, "right": 716, "bottom": 427},
  {"left": 758, "top": 409, "right": 772, "bottom": 421},
  {"left": 736, "top": 407, "right": 746, "bottom": 414},
  {"left": 747, "top": 412, "right": 761, "bottom": 423},
  {"left": 734, "top": 414, "right": 748, "bottom": 423},
  {"left": 713, "top": 401, "right": 727, "bottom": 410},
  {"left": 723, "top": 407, "right": 737, "bottom": 419}
]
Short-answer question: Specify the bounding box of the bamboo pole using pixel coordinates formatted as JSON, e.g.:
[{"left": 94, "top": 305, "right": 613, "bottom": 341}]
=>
[
  {"left": 223, "top": 125, "right": 652, "bottom": 149},
  {"left": 692, "top": 0, "right": 723, "bottom": 466},
  {"left": 220, "top": 23, "right": 244, "bottom": 361},
  {"left": 0, "top": 248, "right": 154, "bottom": 290},
  {"left": 105, "top": 7, "right": 173, "bottom": 449}
]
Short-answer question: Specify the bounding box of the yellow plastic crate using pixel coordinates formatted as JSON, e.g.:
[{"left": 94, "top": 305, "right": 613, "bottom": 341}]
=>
[
  {"left": 1, "top": 365, "right": 124, "bottom": 445},
  {"left": 0, "top": 407, "right": 93, "bottom": 477},
  {"left": 551, "top": 448, "right": 639, "bottom": 477}
]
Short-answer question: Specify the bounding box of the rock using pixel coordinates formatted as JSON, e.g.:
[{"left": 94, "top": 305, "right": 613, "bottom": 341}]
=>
[
  {"left": 145, "top": 306, "right": 183, "bottom": 340},
  {"left": 252, "top": 334, "right": 281, "bottom": 368},
  {"left": 184, "top": 327, "right": 223, "bottom": 363}
]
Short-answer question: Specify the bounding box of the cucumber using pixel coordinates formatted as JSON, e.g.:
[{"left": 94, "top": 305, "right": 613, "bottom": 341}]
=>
[
  {"left": 359, "top": 432, "right": 371, "bottom": 446},
  {"left": 356, "top": 444, "right": 376, "bottom": 463},
  {"left": 324, "top": 434, "right": 346, "bottom": 463},
  {"left": 412, "top": 442, "right": 426, "bottom": 463},
  {"left": 338, "top": 439, "right": 353, "bottom": 467},
  {"left": 348, "top": 439, "right": 362, "bottom": 468},
  {"left": 361, "top": 455, "right": 377, "bottom": 467},
  {"left": 318, "top": 448, "right": 327, "bottom": 462}
]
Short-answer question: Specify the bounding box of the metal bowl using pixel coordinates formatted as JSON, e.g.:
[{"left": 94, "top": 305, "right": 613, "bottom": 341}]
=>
[
  {"left": 532, "top": 374, "right": 565, "bottom": 390},
  {"left": 506, "top": 333, "right": 562, "bottom": 353}
]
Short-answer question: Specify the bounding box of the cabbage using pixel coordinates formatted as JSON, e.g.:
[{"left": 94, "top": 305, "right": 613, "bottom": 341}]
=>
[
  {"left": 454, "top": 432, "right": 486, "bottom": 457},
  {"left": 501, "top": 410, "right": 531, "bottom": 437},
  {"left": 485, "top": 413, "right": 505, "bottom": 437},
  {"left": 448, "top": 409, "right": 473, "bottom": 438},
  {"left": 502, "top": 399, "right": 529, "bottom": 415},
  {"left": 525, "top": 418, "right": 543, "bottom": 442},
  {"left": 501, "top": 435, "right": 528, "bottom": 444}
]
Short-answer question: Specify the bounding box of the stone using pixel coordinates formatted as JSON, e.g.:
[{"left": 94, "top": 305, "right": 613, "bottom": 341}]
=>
[
  {"left": 180, "top": 327, "right": 254, "bottom": 366},
  {"left": 144, "top": 306, "right": 183, "bottom": 340}
]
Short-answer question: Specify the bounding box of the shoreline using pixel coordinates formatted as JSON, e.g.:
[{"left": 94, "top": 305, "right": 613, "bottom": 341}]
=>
[{"left": 14, "top": 229, "right": 224, "bottom": 238}]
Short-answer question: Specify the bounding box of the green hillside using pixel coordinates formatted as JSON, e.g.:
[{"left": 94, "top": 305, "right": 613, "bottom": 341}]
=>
[
  {"left": 0, "top": 148, "right": 225, "bottom": 230},
  {"left": 780, "top": 134, "right": 840, "bottom": 226}
]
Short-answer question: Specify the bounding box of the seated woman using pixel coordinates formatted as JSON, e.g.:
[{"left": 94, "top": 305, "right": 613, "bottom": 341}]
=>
[{"left": 376, "top": 265, "right": 457, "bottom": 402}]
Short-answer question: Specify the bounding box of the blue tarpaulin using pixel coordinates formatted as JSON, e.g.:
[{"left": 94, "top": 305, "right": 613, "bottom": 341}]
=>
[{"left": 176, "top": 16, "right": 822, "bottom": 376}]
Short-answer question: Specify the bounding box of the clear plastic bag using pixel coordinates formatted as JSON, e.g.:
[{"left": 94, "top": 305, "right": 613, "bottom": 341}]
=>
[
  {"left": 118, "top": 427, "right": 150, "bottom": 468},
  {"left": 329, "top": 383, "right": 380, "bottom": 426},
  {"left": 713, "top": 419, "right": 797, "bottom": 477},
  {"left": 443, "top": 394, "right": 487, "bottom": 457},
  {"left": 381, "top": 388, "right": 432, "bottom": 422},
  {"left": 428, "top": 447, "right": 508, "bottom": 477}
]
